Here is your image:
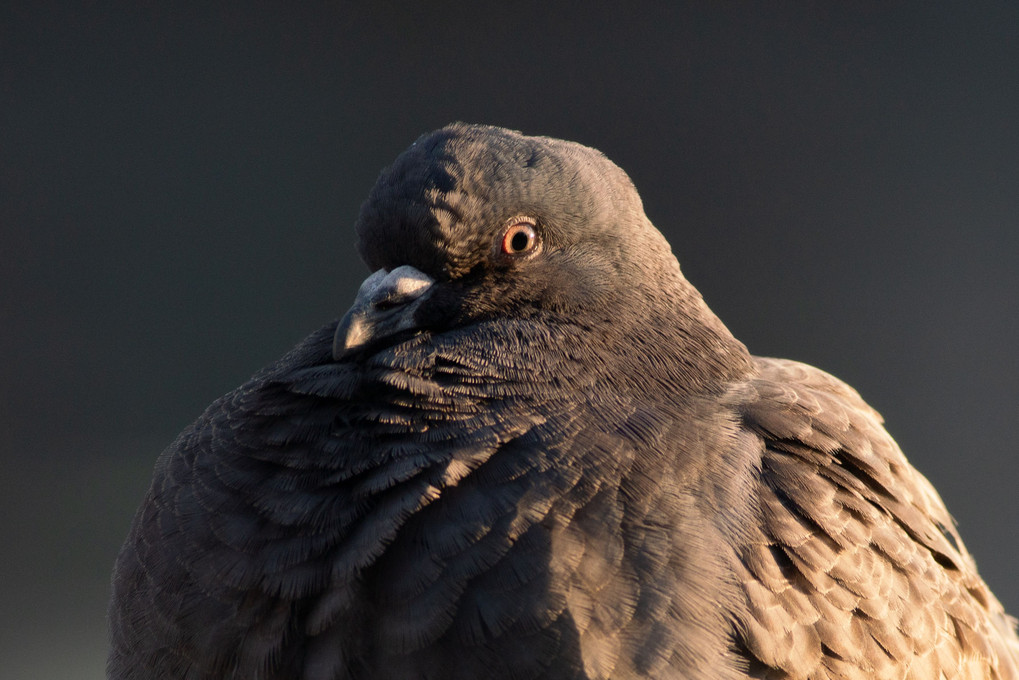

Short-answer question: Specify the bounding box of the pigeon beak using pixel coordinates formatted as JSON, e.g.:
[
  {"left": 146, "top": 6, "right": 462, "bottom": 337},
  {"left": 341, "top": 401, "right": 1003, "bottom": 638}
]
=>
[{"left": 332, "top": 265, "right": 435, "bottom": 360}]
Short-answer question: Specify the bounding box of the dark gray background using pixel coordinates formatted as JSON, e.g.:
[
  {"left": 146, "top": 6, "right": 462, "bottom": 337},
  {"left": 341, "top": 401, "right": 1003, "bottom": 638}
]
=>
[{"left": 3, "top": 3, "right": 1017, "bottom": 677}]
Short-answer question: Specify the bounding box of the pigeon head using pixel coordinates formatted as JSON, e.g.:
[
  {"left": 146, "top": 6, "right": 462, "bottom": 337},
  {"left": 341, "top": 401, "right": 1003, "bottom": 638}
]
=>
[
  {"left": 336, "top": 123, "right": 750, "bottom": 388},
  {"left": 359, "top": 123, "right": 675, "bottom": 275},
  {"left": 353, "top": 124, "right": 679, "bottom": 318}
]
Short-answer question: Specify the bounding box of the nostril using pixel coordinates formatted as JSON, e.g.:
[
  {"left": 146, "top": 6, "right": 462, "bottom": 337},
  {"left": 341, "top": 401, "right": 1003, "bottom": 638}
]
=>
[
  {"left": 372, "top": 267, "right": 435, "bottom": 310},
  {"left": 374, "top": 296, "right": 405, "bottom": 311},
  {"left": 389, "top": 267, "right": 435, "bottom": 295}
]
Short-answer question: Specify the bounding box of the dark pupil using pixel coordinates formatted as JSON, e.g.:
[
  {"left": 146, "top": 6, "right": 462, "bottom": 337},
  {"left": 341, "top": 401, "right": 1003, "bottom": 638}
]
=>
[{"left": 510, "top": 230, "right": 530, "bottom": 252}]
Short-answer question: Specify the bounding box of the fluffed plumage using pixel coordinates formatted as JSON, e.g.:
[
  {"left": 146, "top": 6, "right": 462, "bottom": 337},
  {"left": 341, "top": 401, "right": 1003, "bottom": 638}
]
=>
[{"left": 108, "top": 123, "right": 1019, "bottom": 680}]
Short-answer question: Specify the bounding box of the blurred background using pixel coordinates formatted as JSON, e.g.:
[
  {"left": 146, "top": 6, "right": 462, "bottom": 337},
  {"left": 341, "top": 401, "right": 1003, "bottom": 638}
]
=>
[{"left": 2, "top": 2, "right": 1017, "bottom": 677}]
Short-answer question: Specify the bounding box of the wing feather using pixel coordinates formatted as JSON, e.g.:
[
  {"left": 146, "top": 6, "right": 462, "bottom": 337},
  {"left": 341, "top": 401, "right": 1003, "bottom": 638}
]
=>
[{"left": 732, "top": 357, "right": 1019, "bottom": 679}]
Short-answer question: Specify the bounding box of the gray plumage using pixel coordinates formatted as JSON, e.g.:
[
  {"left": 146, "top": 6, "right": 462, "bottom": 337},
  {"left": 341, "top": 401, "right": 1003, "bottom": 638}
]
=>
[{"left": 108, "top": 123, "right": 1019, "bottom": 680}]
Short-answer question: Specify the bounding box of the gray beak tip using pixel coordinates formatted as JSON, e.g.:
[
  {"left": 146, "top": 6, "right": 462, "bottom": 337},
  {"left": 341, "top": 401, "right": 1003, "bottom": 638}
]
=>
[{"left": 332, "top": 266, "right": 435, "bottom": 361}]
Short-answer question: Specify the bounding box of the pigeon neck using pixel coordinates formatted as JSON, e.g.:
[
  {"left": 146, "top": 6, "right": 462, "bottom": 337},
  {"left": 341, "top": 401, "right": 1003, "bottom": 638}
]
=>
[{"left": 606, "top": 280, "right": 754, "bottom": 397}]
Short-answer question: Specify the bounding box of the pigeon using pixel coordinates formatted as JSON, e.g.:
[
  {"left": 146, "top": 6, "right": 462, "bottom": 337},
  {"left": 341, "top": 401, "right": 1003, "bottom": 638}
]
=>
[{"left": 108, "top": 123, "right": 1019, "bottom": 680}]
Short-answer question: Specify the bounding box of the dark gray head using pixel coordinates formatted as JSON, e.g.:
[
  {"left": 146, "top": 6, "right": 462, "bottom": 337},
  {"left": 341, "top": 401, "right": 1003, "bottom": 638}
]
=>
[
  {"left": 337, "top": 123, "right": 750, "bottom": 389},
  {"left": 357, "top": 123, "right": 675, "bottom": 281}
]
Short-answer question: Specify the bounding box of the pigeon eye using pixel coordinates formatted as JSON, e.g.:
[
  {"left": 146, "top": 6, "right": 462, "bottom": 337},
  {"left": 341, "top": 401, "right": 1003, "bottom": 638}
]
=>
[{"left": 501, "top": 222, "right": 540, "bottom": 256}]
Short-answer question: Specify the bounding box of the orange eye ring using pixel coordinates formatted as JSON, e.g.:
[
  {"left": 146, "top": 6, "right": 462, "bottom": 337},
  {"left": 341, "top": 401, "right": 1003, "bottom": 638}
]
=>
[{"left": 501, "top": 221, "right": 539, "bottom": 256}]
